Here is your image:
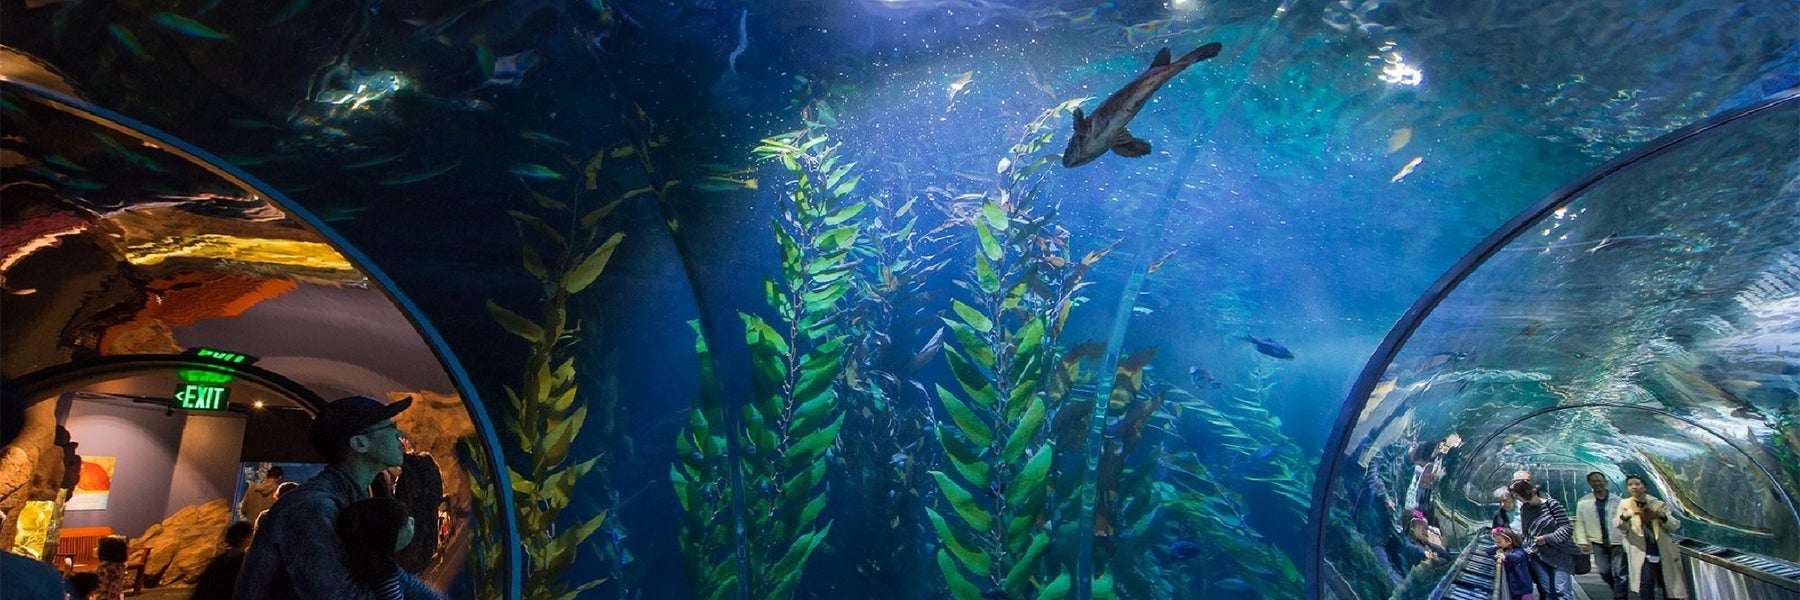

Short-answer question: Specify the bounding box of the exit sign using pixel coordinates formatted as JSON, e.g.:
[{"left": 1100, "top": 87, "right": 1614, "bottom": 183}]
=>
[{"left": 174, "top": 383, "right": 229, "bottom": 411}]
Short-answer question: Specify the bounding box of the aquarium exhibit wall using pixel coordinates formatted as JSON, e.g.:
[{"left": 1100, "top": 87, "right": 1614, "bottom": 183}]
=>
[{"left": 2, "top": 0, "right": 1797, "bottom": 598}]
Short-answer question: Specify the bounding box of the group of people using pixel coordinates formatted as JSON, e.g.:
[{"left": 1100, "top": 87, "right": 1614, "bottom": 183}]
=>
[
  {"left": 1486, "top": 469, "right": 1689, "bottom": 600},
  {"left": 2, "top": 395, "right": 445, "bottom": 600}
]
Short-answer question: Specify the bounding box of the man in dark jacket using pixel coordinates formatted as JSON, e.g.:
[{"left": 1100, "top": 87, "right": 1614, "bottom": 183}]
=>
[{"left": 234, "top": 395, "right": 444, "bottom": 599}]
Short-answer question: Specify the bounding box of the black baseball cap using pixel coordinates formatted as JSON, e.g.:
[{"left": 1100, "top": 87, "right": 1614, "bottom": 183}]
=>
[{"left": 309, "top": 395, "right": 412, "bottom": 458}]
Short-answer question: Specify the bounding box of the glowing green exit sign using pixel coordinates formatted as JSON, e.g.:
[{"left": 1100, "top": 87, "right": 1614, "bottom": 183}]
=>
[
  {"left": 174, "top": 383, "right": 229, "bottom": 411},
  {"left": 191, "top": 348, "right": 255, "bottom": 365}
]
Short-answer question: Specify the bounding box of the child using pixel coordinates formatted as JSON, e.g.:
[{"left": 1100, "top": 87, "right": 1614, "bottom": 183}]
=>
[
  {"left": 338, "top": 497, "right": 417, "bottom": 600},
  {"left": 1487, "top": 526, "right": 1532, "bottom": 600},
  {"left": 93, "top": 535, "right": 130, "bottom": 600}
]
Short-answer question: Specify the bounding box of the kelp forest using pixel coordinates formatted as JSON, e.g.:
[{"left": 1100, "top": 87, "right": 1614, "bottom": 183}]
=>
[{"left": 453, "top": 64, "right": 1319, "bottom": 600}]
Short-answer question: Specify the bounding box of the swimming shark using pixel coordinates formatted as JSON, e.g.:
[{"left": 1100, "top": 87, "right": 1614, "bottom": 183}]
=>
[{"left": 1061, "top": 42, "right": 1222, "bottom": 168}]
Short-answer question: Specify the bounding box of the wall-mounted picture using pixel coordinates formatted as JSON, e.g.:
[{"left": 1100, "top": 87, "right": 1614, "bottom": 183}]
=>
[{"left": 65, "top": 456, "right": 115, "bottom": 511}]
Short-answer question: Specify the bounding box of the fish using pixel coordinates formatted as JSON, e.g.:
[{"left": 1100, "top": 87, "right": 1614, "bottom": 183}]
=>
[
  {"left": 483, "top": 50, "right": 538, "bottom": 87},
  {"left": 150, "top": 12, "right": 232, "bottom": 40},
  {"left": 1214, "top": 577, "right": 1251, "bottom": 591},
  {"left": 1386, "top": 127, "right": 1413, "bottom": 153},
  {"left": 519, "top": 130, "right": 570, "bottom": 147},
  {"left": 1188, "top": 366, "right": 1221, "bottom": 389},
  {"left": 1168, "top": 540, "right": 1202, "bottom": 560},
  {"left": 508, "top": 163, "right": 565, "bottom": 180},
  {"left": 377, "top": 160, "right": 460, "bottom": 185},
  {"left": 268, "top": 0, "right": 310, "bottom": 26},
  {"left": 108, "top": 24, "right": 151, "bottom": 61},
  {"left": 1241, "top": 335, "right": 1294, "bottom": 359},
  {"left": 1391, "top": 156, "right": 1423, "bottom": 182},
  {"left": 342, "top": 153, "right": 405, "bottom": 169},
  {"left": 1061, "top": 42, "right": 1221, "bottom": 168}
]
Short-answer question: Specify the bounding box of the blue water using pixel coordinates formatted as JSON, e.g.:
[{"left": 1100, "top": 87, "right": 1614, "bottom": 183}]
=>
[{"left": 2, "top": 0, "right": 1795, "bottom": 598}]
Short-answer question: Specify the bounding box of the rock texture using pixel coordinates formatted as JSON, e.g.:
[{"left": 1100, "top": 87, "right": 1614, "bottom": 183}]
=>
[{"left": 131, "top": 498, "right": 231, "bottom": 587}]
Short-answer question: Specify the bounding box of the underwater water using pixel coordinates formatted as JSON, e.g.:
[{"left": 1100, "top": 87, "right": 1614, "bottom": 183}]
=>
[{"left": 2, "top": 0, "right": 1797, "bottom": 598}]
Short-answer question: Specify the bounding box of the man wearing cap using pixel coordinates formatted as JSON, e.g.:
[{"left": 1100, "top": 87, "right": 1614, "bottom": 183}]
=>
[{"left": 235, "top": 395, "right": 445, "bottom": 599}]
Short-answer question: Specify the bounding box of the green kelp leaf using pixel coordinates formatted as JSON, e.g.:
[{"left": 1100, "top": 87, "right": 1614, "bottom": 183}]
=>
[
  {"left": 789, "top": 412, "right": 844, "bottom": 458},
  {"left": 1004, "top": 378, "right": 1041, "bottom": 422},
  {"left": 540, "top": 404, "right": 588, "bottom": 467},
  {"left": 770, "top": 523, "right": 831, "bottom": 583},
  {"left": 824, "top": 203, "right": 864, "bottom": 227},
  {"left": 1001, "top": 282, "right": 1027, "bottom": 311},
  {"left": 740, "top": 313, "right": 791, "bottom": 356},
  {"left": 930, "top": 470, "right": 994, "bottom": 532},
  {"left": 781, "top": 458, "right": 829, "bottom": 509},
  {"left": 950, "top": 299, "right": 994, "bottom": 333},
  {"left": 1092, "top": 571, "right": 1114, "bottom": 600},
  {"left": 793, "top": 338, "right": 847, "bottom": 403},
  {"left": 937, "top": 426, "right": 991, "bottom": 490},
  {"left": 704, "top": 575, "right": 738, "bottom": 600},
  {"left": 797, "top": 493, "right": 828, "bottom": 533},
  {"left": 1001, "top": 396, "right": 1046, "bottom": 464},
  {"left": 981, "top": 201, "right": 1009, "bottom": 232},
  {"left": 1003, "top": 531, "right": 1051, "bottom": 595},
  {"left": 1007, "top": 447, "right": 1054, "bottom": 509},
  {"left": 1037, "top": 571, "right": 1071, "bottom": 600},
  {"left": 938, "top": 549, "right": 987, "bottom": 600},
  {"left": 1012, "top": 317, "right": 1046, "bottom": 362},
  {"left": 578, "top": 198, "right": 623, "bottom": 229},
  {"left": 944, "top": 347, "right": 999, "bottom": 408},
  {"left": 975, "top": 220, "right": 1004, "bottom": 261},
  {"left": 486, "top": 300, "right": 544, "bottom": 342},
  {"left": 943, "top": 318, "right": 996, "bottom": 371},
  {"left": 522, "top": 245, "right": 548, "bottom": 281},
  {"left": 563, "top": 233, "right": 625, "bottom": 293},
  {"left": 829, "top": 173, "right": 862, "bottom": 197},
  {"left": 792, "top": 389, "right": 835, "bottom": 432},
  {"left": 935, "top": 384, "right": 993, "bottom": 448},
  {"left": 507, "top": 209, "right": 565, "bottom": 248},
  {"left": 974, "top": 255, "right": 1001, "bottom": 295},
  {"left": 925, "top": 507, "right": 989, "bottom": 577},
  {"left": 814, "top": 225, "right": 858, "bottom": 251}
]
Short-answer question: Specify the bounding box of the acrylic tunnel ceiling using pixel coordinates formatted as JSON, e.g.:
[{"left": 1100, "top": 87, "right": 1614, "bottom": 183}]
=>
[
  {"left": 3, "top": 0, "right": 1799, "bottom": 598},
  {"left": 1319, "top": 90, "right": 1800, "bottom": 585}
]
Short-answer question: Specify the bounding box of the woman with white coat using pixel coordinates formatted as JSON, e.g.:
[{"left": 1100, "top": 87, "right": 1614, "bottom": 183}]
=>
[{"left": 1618, "top": 475, "right": 1688, "bottom": 599}]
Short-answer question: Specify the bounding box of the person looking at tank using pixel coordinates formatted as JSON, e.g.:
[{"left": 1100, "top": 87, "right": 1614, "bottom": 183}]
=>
[
  {"left": 1492, "top": 486, "right": 1521, "bottom": 530},
  {"left": 1511, "top": 477, "right": 1578, "bottom": 600},
  {"left": 234, "top": 395, "right": 445, "bottom": 599},
  {"left": 1575, "top": 471, "right": 1629, "bottom": 600},
  {"left": 1619, "top": 475, "right": 1688, "bottom": 599},
  {"left": 240, "top": 466, "right": 283, "bottom": 525}
]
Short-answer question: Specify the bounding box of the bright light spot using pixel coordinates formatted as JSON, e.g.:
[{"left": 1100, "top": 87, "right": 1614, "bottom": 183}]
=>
[
  {"left": 1378, "top": 51, "right": 1423, "bottom": 86},
  {"left": 1553, "top": 207, "right": 1569, "bottom": 219},
  {"left": 253, "top": 400, "right": 266, "bottom": 409}
]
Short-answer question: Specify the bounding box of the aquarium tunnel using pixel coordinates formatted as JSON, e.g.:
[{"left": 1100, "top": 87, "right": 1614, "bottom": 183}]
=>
[{"left": 1, "top": 1, "right": 1797, "bottom": 599}]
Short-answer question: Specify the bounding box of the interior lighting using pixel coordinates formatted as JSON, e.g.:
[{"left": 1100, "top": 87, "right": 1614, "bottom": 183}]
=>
[{"left": 253, "top": 400, "right": 266, "bottom": 409}]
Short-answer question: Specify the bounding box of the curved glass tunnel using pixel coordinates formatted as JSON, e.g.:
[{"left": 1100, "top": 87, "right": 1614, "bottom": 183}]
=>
[
  {"left": 2, "top": 1, "right": 1798, "bottom": 599},
  {"left": 1318, "top": 91, "right": 1800, "bottom": 599},
  {"left": 0, "top": 79, "right": 522, "bottom": 595}
]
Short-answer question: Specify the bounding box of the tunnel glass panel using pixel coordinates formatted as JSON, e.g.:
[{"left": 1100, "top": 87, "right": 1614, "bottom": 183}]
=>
[
  {"left": 0, "top": 81, "right": 518, "bottom": 594},
  {"left": 1319, "top": 92, "right": 1800, "bottom": 597}
]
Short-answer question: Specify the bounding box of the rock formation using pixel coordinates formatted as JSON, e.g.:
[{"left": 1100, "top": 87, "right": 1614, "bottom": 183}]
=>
[{"left": 131, "top": 498, "right": 230, "bottom": 587}]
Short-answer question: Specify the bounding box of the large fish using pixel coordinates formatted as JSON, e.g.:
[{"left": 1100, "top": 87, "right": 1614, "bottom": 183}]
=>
[{"left": 1061, "top": 42, "right": 1222, "bottom": 168}]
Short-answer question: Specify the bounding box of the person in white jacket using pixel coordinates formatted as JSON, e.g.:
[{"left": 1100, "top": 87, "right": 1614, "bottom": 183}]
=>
[
  {"left": 1618, "top": 475, "right": 1688, "bottom": 599},
  {"left": 1574, "top": 471, "right": 1629, "bottom": 600}
]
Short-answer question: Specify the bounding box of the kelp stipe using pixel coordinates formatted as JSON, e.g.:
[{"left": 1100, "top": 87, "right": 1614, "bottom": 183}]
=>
[
  {"left": 927, "top": 99, "right": 1093, "bottom": 600},
  {"left": 480, "top": 152, "right": 629, "bottom": 599}
]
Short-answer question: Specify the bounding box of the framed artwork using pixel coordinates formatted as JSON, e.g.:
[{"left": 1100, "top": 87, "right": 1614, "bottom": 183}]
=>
[{"left": 65, "top": 456, "right": 115, "bottom": 511}]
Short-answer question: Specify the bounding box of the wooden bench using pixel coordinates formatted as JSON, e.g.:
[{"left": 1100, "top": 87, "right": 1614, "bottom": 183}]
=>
[{"left": 54, "top": 526, "right": 112, "bottom": 573}]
